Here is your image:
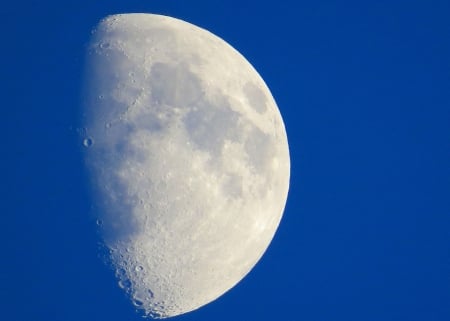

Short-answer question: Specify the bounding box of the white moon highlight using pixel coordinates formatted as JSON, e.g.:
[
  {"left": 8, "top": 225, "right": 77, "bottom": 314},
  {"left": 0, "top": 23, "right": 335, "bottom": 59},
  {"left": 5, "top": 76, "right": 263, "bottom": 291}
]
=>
[{"left": 83, "top": 13, "right": 290, "bottom": 318}]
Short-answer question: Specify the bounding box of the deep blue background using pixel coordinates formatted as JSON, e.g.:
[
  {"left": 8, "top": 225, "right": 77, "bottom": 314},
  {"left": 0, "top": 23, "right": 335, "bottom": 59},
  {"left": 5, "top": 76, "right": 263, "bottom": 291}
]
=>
[{"left": 2, "top": 1, "right": 450, "bottom": 320}]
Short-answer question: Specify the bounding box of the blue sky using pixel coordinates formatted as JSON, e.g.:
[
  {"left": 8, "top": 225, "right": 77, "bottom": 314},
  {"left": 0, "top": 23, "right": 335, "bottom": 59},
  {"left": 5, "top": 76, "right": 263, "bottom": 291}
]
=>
[{"left": 3, "top": 1, "right": 450, "bottom": 321}]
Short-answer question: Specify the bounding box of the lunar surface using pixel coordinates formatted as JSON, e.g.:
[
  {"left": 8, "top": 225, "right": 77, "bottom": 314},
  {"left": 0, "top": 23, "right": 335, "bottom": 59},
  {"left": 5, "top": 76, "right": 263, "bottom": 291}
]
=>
[{"left": 82, "top": 13, "right": 290, "bottom": 318}]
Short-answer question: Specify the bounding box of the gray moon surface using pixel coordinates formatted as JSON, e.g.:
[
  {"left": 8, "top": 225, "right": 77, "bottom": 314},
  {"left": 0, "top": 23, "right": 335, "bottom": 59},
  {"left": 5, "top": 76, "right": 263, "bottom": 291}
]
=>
[{"left": 82, "top": 13, "right": 290, "bottom": 318}]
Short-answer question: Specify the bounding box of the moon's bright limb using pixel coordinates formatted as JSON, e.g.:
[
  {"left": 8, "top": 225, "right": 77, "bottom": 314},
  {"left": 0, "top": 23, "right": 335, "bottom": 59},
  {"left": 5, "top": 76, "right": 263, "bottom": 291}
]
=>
[{"left": 83, "top": 13, "right": 290, "bottom": 318}]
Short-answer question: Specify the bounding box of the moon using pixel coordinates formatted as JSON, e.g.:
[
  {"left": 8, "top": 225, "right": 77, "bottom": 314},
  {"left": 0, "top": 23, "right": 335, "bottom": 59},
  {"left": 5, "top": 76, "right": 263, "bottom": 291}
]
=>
[{"left": 82, "top": 13, "right": 290, "bottom": 318}]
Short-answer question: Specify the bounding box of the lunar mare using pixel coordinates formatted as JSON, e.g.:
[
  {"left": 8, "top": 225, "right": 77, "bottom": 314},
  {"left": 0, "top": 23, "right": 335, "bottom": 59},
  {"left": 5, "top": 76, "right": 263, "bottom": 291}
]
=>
[{"left": 83, "top": 13, "right": 290, "bottom": 318}]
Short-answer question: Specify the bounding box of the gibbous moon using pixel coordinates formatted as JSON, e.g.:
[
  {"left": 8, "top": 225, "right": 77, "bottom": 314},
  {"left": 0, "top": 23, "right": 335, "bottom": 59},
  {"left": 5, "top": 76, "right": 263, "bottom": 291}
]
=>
[{"left": 82, "top": 13, "right": 290, "bottom": 318}]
